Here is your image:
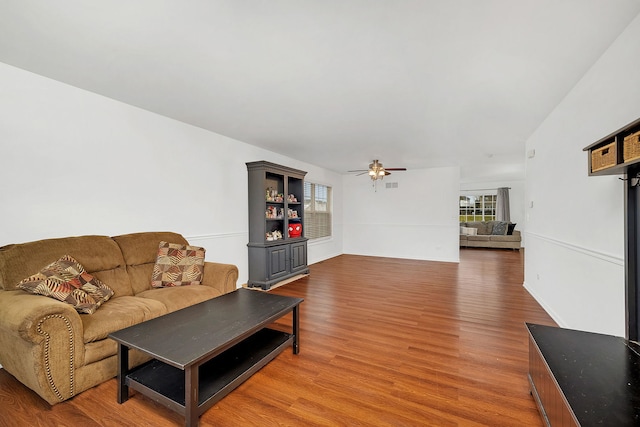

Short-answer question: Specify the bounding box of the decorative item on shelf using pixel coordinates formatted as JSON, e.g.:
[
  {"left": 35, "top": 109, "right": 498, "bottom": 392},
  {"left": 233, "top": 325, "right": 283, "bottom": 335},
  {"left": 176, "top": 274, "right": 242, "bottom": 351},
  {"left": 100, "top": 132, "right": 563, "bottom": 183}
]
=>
[
  {"left": 266, "top": 188, "right": 284, "bottom": 202},
  {"left": 288, "top": 194, "right": 298, "bottom": 203},
  {"left": 266, "top": 230, "right": 283, "bottom": 241},
  {"left": 265, "top": 206, "right": 284, "bottom": 219},
  {"left": 287, "top": 208, "right": 298, "bottom": 218},
  {"left": 288, "top": 219, "right": 302, "bottom": 238}
]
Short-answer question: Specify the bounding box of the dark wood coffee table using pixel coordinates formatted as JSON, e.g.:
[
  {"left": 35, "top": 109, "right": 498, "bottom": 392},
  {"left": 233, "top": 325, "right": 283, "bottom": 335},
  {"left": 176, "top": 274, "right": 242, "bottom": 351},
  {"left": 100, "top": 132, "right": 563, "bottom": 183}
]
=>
[{"left": 109, "top": 288, "right": 303, "bottom": 427}]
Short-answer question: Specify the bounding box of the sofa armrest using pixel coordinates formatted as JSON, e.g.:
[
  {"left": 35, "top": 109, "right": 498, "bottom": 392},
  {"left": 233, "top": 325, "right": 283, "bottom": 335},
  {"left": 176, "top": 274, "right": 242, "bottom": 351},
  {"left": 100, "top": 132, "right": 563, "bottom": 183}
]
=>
[
  {"left": 0, "top": 290, "right": 82, "bottom": 344},
  {"left": 0, "top": 290, "right": 84, "bottom": 404},
  {"left": 201, "top": 261, "right": 238, "bottom": 294}
]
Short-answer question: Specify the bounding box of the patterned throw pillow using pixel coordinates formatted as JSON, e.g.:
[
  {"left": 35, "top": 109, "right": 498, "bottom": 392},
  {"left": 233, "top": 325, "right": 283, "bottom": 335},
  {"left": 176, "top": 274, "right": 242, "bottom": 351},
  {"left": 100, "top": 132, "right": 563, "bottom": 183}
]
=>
[
  {"left": 491, "top": 221, "right": 509, "bottom": 235},
  {"left": 151, "top": 241, "right": 206, "bottom": 288},
  {"left": 17, "top": 255, "right": 114, "bottom": 314}
]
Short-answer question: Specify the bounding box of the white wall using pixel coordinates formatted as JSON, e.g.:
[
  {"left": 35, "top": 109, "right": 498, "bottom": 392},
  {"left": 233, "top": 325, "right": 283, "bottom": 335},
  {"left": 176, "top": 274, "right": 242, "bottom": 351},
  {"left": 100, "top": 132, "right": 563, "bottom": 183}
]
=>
[
  {"left": 524, "top": 14, "right": 640, "bottom": 337},
  {"left": 460, "top": 179, "right": 526, "bottom": 245},
  {"left": 342, "top": 167, "right": 460, "bottom": 263},
  {"left": 0, "top": 62, "right": 343, "bottom": 286}
]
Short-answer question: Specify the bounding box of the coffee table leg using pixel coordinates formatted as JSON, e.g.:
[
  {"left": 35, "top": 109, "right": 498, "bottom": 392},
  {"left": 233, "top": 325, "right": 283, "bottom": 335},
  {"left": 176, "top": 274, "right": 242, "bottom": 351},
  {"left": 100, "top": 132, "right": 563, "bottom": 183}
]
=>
[
  {"left": 185, "top": 365, "right": 199, "bottom": 427},
  {"left": 293, "top": 305, "right": 300, "bottom": 354},
  {"left": 117, "top": 343, "right": 129, "bottom": 403}
]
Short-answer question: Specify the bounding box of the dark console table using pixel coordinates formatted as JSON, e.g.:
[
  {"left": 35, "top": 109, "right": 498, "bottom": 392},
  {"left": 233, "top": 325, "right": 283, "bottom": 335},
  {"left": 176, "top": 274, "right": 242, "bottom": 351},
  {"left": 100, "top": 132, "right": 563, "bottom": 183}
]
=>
[
  {"left": 110, "top": 289, "right": 303, "bottom": 427},
  {"left": 527, "top": 323, "right": 640, "bottom": 426}
]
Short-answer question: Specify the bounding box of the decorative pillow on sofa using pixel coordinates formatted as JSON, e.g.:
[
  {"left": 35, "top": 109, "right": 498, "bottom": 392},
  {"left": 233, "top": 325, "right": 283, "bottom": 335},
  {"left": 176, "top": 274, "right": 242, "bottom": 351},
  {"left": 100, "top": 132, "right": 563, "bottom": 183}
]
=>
[
  {"left": 17, "top": 255, "right": 114, "bottom": 314},
  {"left": 460, "top": 226, "right": 478, "bottom": 236},
  {"left": 151, "top": 241, "right": 206, "bottom": 288},
  {"left": 507, "top": 223, "right": 517, "bottom": 235},
  {"left": 491, "top": 221, "right": 509, "bottom": 235}
]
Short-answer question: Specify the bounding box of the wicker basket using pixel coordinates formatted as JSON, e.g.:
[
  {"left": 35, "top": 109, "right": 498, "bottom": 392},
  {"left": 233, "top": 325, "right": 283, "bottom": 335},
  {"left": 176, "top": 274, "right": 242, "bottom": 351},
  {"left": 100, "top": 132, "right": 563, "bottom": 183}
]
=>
[
  {"left": 624, "top": 131, "right": 640, "bottom": 163},
  {"left": 591, "top": 141, "right": 617, "bottom": 172}
]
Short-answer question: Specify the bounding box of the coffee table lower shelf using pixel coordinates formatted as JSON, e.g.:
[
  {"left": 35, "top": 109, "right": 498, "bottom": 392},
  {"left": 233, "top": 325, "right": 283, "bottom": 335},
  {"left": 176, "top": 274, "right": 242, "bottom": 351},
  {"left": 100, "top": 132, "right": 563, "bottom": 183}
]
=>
[{"left": 125, "top": 328, "right": 293, "bottom": 416}]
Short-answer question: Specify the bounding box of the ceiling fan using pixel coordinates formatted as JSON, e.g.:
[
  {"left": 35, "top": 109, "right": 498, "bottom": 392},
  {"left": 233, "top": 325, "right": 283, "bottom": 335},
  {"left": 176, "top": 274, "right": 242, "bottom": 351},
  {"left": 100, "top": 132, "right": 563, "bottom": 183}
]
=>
[{"left": 348, "top": 160, "right": 407, "bottom": 181}]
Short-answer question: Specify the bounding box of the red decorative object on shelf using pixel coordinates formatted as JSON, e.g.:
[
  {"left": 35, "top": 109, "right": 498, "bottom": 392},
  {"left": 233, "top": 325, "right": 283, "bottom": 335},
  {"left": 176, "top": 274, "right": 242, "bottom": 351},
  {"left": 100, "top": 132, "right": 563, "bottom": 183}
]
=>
[{"left": 288, "top": 221, "right": 302, "bottom": 238}]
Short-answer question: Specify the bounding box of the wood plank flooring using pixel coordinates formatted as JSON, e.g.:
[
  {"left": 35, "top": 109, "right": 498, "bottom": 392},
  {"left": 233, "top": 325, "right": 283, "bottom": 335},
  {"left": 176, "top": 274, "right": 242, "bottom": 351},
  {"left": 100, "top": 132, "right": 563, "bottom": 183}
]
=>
[{"left": 0, "top": 249, "right": 556, "bottom": 426}]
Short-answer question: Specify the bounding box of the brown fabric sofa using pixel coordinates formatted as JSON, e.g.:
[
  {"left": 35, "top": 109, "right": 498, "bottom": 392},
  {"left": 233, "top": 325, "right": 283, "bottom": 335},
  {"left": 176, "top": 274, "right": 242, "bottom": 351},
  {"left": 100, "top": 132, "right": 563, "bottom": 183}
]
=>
[
  {"left": 459, "top": 221, "right": 521, "bottom": 250},
  {"left": 0, "top": 231, "right": 238, "bottom": 405}
]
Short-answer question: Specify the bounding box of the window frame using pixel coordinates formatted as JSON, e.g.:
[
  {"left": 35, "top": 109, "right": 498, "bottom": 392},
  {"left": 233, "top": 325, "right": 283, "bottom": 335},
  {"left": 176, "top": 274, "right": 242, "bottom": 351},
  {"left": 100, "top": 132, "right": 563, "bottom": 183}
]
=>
[
  {"left": 459, "top": 193, "right": 497, "bottom": 222},
  {"left": 304, "top": 181, "right": 332, "bottom": 240}
]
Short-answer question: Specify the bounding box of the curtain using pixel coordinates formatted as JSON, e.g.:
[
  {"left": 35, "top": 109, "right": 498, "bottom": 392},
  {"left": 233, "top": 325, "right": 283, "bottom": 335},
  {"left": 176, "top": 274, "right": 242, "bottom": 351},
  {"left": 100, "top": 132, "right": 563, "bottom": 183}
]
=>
[{"left": 496, "top": 187, "right": 511, "bottom": 222}]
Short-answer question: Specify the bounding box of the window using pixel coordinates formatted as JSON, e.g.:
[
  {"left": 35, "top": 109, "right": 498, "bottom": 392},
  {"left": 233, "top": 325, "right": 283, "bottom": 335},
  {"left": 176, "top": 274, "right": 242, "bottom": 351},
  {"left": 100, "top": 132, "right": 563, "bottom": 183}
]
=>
[
  {"left": 459, "top": 194, "right": 496, "bottom": 222},
  {"left": 304, "top": 182, "right": 332, "bottom": 239}
]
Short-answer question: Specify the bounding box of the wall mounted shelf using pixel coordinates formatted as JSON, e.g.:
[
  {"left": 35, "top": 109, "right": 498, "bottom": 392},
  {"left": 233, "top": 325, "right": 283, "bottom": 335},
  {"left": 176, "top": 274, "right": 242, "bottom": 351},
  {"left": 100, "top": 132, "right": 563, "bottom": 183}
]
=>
[{"left": 583, "top": 116, "right": 640, "bottom": 176}]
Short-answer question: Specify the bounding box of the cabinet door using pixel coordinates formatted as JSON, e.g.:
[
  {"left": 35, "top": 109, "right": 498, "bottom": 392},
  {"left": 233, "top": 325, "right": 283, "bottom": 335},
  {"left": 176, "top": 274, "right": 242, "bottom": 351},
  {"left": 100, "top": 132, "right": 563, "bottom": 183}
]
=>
[
  {"left": 290, "top": 242, "right": 307, "bottom": 272},
  {"left": 267, "top": 246, "right": 288, "bottom": 280}
]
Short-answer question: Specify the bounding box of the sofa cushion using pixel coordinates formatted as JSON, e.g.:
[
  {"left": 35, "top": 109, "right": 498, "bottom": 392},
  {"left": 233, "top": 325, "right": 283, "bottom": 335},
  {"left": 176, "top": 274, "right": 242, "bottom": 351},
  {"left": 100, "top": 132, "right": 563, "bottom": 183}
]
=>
[
  {"left": 465, "top": 222, "right": 490, "bottom": 235},
  {"left": 467, "top": 235, "right": 490, "bottom": 242},
  {"left": 17, "top": 255, "right": 114, "bottom": 314},
  {"left": 507, "top": 223, "right": 517, "bottom": 235},
  {"left": 112, "top": 232, "right": 190, "bottom": 293},
  {"left": 0, "top": 235, "right": 130, "bottom": 295},
  {"left": 137, "top": 285, "right": 222, "bottom": 312},
  {"left": 81, "top": 296, "right": 167, "bottom": 343},
  {"left": 113, "top": 232, "right": 189, "bottom": 266},
  {"left": 489, "top": 234, "right": 521, "bottom": 242},
  {"left": 151, "top": 241, "right": 205, "bottom": 288}
]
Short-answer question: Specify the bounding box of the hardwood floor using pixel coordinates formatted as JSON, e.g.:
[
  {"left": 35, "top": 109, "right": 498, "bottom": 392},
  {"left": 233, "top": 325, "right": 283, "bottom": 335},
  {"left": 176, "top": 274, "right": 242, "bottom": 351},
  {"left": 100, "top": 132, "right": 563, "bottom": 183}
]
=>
[{"left": 0, "top": 249, "right": 555, "bottom": 426}]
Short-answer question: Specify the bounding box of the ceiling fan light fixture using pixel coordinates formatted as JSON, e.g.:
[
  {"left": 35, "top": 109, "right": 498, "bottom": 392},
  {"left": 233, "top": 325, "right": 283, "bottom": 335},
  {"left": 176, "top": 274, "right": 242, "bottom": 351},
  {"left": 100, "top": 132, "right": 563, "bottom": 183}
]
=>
[
  {"left": 350, "top": 159, "right": 405, "bottom": 187},
  {"left": 366, "top": 160, "right": 386, "bottom": 180}
]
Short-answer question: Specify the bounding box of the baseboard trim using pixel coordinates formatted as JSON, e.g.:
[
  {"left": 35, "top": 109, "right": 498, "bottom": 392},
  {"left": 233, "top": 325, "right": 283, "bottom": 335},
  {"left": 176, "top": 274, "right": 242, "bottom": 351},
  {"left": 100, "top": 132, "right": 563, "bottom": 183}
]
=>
[{"left": 523, "top": 280, "right": 568, "bottom": 329}]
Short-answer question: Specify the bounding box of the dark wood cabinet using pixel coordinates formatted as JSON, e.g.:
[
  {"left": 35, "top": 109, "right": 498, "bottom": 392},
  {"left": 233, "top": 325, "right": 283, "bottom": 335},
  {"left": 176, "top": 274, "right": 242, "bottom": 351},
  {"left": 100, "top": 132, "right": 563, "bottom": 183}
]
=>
[
  {"left": 246, "top": 161, "right": 309, "bottom": 289},
  {"left": 527, "top": 323, "right": 640, "bottom": 426},
  {"left": 290, "top": 241, "right": 308, "bottom": 273}
]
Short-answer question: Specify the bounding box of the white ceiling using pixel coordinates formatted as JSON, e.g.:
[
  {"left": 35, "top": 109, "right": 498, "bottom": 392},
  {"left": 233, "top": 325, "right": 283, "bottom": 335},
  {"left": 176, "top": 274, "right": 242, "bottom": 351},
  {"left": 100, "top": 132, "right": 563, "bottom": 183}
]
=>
[{"left": 2, "top": 1, "right": 640, "bottom": 182}]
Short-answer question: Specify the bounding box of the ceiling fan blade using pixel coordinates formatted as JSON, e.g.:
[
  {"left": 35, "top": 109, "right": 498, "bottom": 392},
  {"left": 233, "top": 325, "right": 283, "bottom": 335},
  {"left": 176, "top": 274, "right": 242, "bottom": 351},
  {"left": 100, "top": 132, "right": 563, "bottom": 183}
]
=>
[
  {"left": 356, "top": 172, "right": 369, "bottom": 176},
  {"left": 348, "top": 169, "right": 368, "bottom": 172},
  {"left": 385, "top": 168, "right": 407, "bottom": 171},
  {"left": 384, "top": 171, "right": 391, "bottom": 176}
]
